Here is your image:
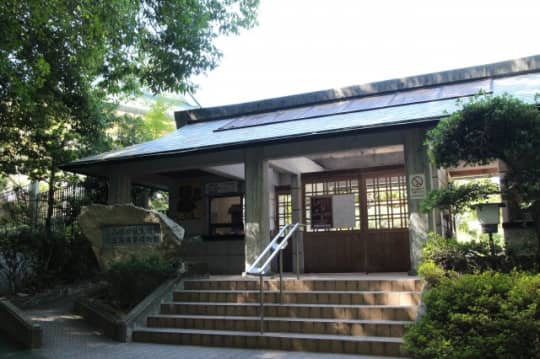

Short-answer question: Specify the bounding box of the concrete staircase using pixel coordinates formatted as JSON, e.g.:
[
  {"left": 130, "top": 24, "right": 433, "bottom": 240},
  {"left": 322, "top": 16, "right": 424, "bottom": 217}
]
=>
[{"left": 132, "top": 276, "right": 422, "bottom": 357}]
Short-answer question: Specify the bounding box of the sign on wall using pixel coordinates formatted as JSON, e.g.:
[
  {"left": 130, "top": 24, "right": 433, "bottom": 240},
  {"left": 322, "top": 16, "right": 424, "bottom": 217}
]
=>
[
  {"left": 205, "top": 181, "right": 238, "bottom": 195},
  {"left": 409, "top": 173, "right": 427, "bottom": 199},
  {"left": 311, "top": 196, "right": 333, "bottom": 229}
]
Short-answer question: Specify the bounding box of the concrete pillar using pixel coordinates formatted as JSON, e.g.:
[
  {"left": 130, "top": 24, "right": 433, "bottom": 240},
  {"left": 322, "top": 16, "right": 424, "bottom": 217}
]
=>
[
  {"left": 290, "top": 174, "right": 304, "bottom": 273},
  {"left": 267, "top": 167, "right": 279, "bottom": 232},
  {"left": 244, "top": 148, "right": 271, "bottom": 270},
  {"left": 107, "top": 175, "right": 132, "bottom": 204},
  {"left": 436, "top": 168, "right": 453, "bottom": 238},
  {"left": 404, "top": 128, "right": 433, "bottom": 273}
]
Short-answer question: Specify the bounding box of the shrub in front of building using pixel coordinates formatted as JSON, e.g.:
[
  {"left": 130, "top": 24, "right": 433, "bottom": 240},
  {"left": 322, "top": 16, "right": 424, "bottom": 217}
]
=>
[{"left": 404, "top": 271, "right": 540, "bottom": 359}]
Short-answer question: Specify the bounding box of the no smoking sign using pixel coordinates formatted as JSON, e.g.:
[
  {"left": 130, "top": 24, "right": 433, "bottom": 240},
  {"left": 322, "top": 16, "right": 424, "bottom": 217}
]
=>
[{"left": 409, "top": 173, "right": 426, "bottom": 199}]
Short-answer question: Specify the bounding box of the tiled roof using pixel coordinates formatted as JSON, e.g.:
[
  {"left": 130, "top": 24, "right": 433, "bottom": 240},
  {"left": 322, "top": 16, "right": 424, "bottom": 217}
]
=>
[{"left": 64, "top": 56, "right": 540, "bottom": 170}]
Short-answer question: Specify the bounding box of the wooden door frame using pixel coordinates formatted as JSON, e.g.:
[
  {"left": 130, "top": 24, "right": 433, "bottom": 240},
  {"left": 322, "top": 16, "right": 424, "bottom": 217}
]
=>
[{"left": 300, "top": 165, "right": 410, "bottom": 272}]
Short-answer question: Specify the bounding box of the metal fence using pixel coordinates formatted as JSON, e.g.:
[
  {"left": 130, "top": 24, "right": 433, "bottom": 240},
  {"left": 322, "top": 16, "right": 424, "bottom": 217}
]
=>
[
  {"left": 0, "top": 181, "right": 166, "bottom": 233},
  {"left": 0, "top": 183, "right": 92, "bottom": 232}
]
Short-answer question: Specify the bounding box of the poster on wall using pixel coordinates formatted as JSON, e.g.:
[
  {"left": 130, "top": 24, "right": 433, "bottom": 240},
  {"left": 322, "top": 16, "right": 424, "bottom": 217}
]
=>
[
  {"left": 311, "top": 196, "right": 333, "bottom": 229},
  {"left": 332, "top": 194, "right": 356, "bottom": 228}
]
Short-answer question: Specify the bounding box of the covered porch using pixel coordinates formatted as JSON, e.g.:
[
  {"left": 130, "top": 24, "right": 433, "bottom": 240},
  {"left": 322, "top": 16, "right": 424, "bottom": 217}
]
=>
[
  {"left": 65, "top": 125, "right": 434, "bottom": 275},
  {"left": 62, "top": 55, "right": 540, "bottom": 276}
]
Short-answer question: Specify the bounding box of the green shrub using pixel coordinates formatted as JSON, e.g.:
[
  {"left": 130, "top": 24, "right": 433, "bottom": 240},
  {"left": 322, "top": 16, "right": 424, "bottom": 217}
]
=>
[
  {"left": 53, "top": 226, "right": 99, "bottom": 282},
  {"left": 25, "top": 225, "right": 99, "bottom": 287},
  {"left": 404, "top": 272, "right": 540, "bottom": 359},
  {"left": 418, "top": 260, "right": 447, "bottom": 287},
  {"left": 105, "top": 255, "right": 176, "bottom": 310},
  {"left": 0, "top": 226, "right": 35, "bottom": 294},
  {"left": 423, "top": 232, "right": 502, "bottom": 272},
  {"left": 423, "top": 233, "right": 470, "bottom": 271}
]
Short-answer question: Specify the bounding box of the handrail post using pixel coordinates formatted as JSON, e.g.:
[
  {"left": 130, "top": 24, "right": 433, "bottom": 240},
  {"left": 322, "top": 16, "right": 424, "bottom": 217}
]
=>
[
  {"left": 246, "top": 222, "right": 305, "bottom": 336},
  {"left": 259, "top": 274, "right": 264, "bottom": 334},
  {"left": 295, "top": 232, "right": 300, "bottom": 280},
  {"left": 279, "top": 247, "right": 283, "bottom": 304}
]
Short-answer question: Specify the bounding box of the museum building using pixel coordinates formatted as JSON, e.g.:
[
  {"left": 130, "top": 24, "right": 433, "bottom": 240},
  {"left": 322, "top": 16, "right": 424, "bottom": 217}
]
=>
[{"left": 63, "top": 55, "right": 540, "bottom": 275}]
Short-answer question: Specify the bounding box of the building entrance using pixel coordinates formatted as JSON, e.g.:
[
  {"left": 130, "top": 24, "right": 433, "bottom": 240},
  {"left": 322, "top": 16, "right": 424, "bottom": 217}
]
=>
[{"left": 300, "top": 167, "right": 410, "bottom": 272}]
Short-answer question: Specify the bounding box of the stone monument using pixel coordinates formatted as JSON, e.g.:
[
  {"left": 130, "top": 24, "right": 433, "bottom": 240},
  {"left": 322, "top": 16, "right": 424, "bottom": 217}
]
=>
[{"left": 78, "top": 204, "right": 185, "bottom": 269}]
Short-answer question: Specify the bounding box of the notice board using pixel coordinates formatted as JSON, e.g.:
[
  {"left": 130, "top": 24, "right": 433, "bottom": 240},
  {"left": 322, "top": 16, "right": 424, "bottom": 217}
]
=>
[
  {"left": 332, "top": 194, "right": 356, "bottom": 228},
  {"left": 311, "top": 196, "right": 333, "bottom": 229}
]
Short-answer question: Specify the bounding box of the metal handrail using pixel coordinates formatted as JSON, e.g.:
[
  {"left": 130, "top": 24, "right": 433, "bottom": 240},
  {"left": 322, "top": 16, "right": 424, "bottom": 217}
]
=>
[
  {"left": 245, "top": 222, "right": 303, "bottom": 334},
  {"left": 246, "top": 223, "right": 293, "bottom": 275}
]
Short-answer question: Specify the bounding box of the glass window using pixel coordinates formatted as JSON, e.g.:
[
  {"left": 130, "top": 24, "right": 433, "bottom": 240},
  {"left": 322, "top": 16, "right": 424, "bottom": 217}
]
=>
[
  {"left": 366, "top": 175, "right": 408, "bottom": 229},
  {"left": 304, "top": 177, "right": 360, "bottom": 232},
  {"left": 210, "top": 196, "right": 244, "bottom": 236},
  {"left": 276, "top": 193, "right": 292, "bottom": 228}
]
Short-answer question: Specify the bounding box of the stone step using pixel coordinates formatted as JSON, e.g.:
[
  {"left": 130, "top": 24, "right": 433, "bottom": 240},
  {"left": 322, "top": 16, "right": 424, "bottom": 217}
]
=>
[
  {"left": 160, "top": 302, "right": 418, "bottom": 321},
  {"left": 147, "top": 314, "right": 410, "bottom": 337},
  {"left": 132, "top": 327, "right": 406, "bottom": 357},
  {"left": 184, "top": 279, "right": 423, "bottom": 292},
  {"left": 173, "top": 290, "right": 420, "bottom": 306}
]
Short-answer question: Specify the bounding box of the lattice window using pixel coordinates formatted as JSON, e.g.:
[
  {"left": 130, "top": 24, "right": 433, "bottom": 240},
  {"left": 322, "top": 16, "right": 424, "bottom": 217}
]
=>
[
  {"left": 304, "top": 178, "right": 360, "bottom": 232},
  {"left": 276, "top": 193, "right": 292, "bottom": 228},
  {"left": 366, "top": 175, "right": 408, "bottom": 229}
]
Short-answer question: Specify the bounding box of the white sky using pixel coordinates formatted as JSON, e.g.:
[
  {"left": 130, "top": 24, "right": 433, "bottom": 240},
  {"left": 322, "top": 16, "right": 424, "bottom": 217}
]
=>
[{"left": 193, "top": 0, "right": 540, "bottom": 107}]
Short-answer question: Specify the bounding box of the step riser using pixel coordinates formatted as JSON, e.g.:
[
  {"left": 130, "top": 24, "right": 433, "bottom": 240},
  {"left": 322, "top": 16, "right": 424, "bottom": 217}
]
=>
[
  {"left": 160, "top": 303, "right": 417, "bottom": 321},
  {"left": 185, "top": 280, "right": 422, "bottom": 292},
  {"left": 132, "top": 330, "right": 405, "bottom": 357},
  {"left": 173, "top": 292, "right": 419, "bottom": 305},
  {"left": 147, "top": 317, "right": 406, "bottom": 337}
]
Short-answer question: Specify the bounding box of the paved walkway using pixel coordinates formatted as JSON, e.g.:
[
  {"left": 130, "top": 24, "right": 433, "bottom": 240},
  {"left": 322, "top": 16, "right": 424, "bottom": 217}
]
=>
[{"left": 0, "top": 301, "right": 403, "bottom": 359}]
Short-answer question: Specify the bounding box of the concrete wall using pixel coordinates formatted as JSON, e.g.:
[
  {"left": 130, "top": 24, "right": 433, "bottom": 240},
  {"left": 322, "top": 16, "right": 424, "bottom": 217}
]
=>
[
  {"left": 181, "top": 239, "right": 245, "bottom": 274},
  {"left": 0, "top": 299, "right": 42, "bottom": 349},
  {"left": 166, "top": 174, "right": 247, "bottom": 274}
]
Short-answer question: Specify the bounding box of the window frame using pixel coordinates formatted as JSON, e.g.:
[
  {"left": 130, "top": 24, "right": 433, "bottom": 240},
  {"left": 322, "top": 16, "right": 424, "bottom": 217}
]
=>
[
  {"left": 208, "top": 193, "right": 245, "bottom": 237},
  {"left": 275, "top": 185, "right": 292, "bottom": 230},
  {"left": 301, "top": 166, "right": 408, "bottom": 233}
]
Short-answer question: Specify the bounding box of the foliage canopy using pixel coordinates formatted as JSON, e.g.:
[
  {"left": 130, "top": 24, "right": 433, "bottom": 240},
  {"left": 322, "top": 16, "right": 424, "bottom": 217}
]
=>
[
  {"left": 0, "top": 0, "right": 259, "bottom": 179},
  {"left": 425, "top": 95, "right": 540, "bottom": 204},
  {"left": 424, "top": 95, "right": 540, "bottom": 260},
  {"left": 421, "top": 181, "right": 499, "bottom": 214}
]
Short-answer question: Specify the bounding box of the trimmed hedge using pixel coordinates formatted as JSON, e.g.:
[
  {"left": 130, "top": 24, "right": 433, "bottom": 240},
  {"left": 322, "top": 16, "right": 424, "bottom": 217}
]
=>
[{"left": 404, "top": 272, "right": 540, "bottom": 359}]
